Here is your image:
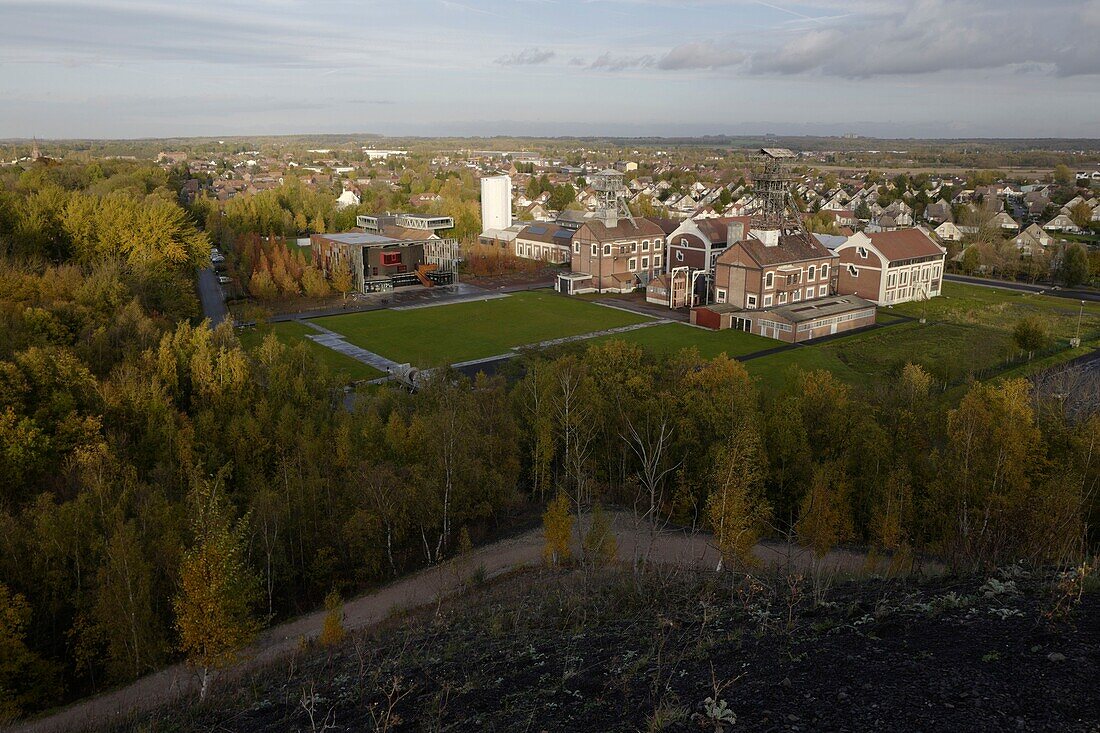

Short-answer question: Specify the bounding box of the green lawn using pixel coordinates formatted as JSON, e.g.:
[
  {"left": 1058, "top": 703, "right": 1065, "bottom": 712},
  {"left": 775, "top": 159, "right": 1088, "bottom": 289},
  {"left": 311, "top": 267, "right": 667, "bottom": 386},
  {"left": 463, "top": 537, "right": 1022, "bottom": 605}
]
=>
[
  {"left": 588, "top": 322, "right": 778, "bottom": 359},
  {"left": 311, "top": 292, "right": 652, "bottom": 367},
  {"left": 238, "top": 321, "right": 383, "bottom": 381},
  {"left": 744, "top": 346, "right": 862, "bottom": 393},
  {"left": 889, "top": 282, "right": 1100, "bottom": 340}
]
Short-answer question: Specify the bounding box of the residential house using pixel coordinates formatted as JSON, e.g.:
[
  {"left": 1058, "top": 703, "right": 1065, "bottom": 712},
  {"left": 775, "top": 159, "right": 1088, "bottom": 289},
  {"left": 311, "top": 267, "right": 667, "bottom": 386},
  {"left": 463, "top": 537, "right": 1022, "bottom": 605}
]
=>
[
  {"left": 924, "top": 199, "right": 953, "bottom": 223},
  {"left": 1013, "top": 223, "right": 1054, "bottom": 255},
  {"left": 1044, "top": 213, "right": 1081, "bottom": 233},
  {"left": 834, "top": 229, "right": 946, "bottom": 306},
  {"left": 934, "top": 221, "right": 964, "bottom": 242},
  {"left": 987, "top": 211, "right": 1019, "bottom": 232}
]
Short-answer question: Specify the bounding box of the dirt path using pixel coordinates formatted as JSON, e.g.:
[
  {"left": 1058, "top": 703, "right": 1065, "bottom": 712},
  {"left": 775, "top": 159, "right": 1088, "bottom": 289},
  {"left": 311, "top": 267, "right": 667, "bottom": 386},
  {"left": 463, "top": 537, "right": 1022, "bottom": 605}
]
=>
[{"left": 10, "top": 514, "right": 873, "bottom": 733}]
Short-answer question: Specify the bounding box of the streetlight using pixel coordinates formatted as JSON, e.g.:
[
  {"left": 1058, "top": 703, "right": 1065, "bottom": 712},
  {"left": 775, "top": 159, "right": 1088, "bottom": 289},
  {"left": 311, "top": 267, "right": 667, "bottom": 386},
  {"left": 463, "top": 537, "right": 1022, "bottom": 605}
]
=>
[{"left": 1070, "top": 299, "right": 1084, "bottom": 348}]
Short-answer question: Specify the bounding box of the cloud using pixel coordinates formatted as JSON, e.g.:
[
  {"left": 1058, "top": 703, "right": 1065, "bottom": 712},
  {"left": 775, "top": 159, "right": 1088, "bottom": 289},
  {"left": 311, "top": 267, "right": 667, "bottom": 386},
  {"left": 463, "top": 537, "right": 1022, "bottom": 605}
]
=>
[
  {"left": 748, "top": 0, "right": 1100, "bottom": 78},
  {"left": 589, "top": 53, "right": 656, "bottom": 71},
  {"left": 495, "top": 47, "right": 555, "bottom": 66},
  {"left": 657, "top": 40, "right": 745, "bottom": 70}
]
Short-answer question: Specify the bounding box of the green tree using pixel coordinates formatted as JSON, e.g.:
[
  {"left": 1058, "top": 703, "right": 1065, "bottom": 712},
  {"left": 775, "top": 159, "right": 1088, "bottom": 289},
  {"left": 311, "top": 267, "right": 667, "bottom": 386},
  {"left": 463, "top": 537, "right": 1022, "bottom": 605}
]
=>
[
  {"left": 706, "top": 423, "right": 770, "bottom": 571},
  {"left": 542, "top": 490, "right": 573, "bottom": 565},
  {"left": 1013, "top": 316, "right": 1048, "bottom": 360},
  {"left": 1069, "top": 201, "right": 1093, "bottom": 230},
  {"left": 0, "top": 584, "right": 60, "bottom": 718},
  {"left": 1053, "top": 163, "right": 1074, "bottom": 187},
  {"left": 1058, "top": 243, "right": 1089, "bottom": 287}
]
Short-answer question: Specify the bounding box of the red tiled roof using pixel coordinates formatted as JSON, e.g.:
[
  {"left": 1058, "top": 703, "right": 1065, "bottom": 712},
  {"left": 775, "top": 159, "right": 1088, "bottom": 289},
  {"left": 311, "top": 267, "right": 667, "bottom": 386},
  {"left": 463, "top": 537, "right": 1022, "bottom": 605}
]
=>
[{"left": 867, "top": 229, "right": 944, "bottom": 261}]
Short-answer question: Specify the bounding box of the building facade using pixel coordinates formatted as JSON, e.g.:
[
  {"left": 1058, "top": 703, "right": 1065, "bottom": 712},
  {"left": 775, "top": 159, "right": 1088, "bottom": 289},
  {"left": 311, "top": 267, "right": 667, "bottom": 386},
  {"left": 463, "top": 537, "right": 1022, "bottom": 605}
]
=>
[
  {"left": 480, "top": 175, "right": 513, "bottom": 232},
  {"left": 712, "top": 228, "right": 839, "bottom": 311},
  {"left": 558, "top": 217, "right": 666, "bottom": 294},
  {"left": 834, "top": 229, "right": 945, "bottom": 305}
]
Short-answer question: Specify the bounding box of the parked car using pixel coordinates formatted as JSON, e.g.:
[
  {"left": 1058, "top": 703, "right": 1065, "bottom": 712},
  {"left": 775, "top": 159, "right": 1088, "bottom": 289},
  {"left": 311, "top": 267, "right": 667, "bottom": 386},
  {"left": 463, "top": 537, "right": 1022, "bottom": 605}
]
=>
[{"left": 218, "top": 276, "right": 231, "bottom": 284}]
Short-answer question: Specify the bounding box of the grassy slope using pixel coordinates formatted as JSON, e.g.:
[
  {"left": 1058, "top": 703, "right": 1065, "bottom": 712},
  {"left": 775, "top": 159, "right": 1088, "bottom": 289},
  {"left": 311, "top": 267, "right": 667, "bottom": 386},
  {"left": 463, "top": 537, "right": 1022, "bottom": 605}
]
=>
[
  {"left": 312, "top": 292, "right": 651, "bottom": 367},
  {"left": 239, "top": 321, "right": 383, "bottom": 381}
]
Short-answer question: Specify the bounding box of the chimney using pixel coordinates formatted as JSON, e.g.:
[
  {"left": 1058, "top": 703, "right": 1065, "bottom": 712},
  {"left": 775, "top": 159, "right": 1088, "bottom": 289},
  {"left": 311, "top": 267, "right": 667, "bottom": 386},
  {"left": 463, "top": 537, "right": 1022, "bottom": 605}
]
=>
[{"left": 726, "top": 221, "right": 744, "bottom": 245}]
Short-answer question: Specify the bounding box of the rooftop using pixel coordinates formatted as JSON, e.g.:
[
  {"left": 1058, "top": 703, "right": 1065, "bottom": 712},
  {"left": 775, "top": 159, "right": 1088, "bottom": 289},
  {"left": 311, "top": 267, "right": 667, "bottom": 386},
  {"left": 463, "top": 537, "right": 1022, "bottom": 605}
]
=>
[{"left": 766, "top": 294, "right": 876, "bottom": 324}]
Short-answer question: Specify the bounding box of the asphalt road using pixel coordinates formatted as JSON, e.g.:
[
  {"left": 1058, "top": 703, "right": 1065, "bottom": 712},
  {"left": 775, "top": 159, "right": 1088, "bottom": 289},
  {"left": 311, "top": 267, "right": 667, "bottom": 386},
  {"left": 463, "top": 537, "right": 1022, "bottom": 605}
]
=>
[
  {"left": 196, "top": 267, "right": 229, "bottom": 325},
  {"left": 944, "top": 274, "right": 1100, "bottom": 303}
]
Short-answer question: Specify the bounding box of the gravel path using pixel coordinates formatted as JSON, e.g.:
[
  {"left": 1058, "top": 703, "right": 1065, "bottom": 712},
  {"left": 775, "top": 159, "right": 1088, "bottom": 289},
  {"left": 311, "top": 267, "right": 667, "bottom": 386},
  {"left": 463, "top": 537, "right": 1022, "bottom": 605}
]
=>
[{"left": 9, "top": 514, "right": 873, "bottom": 733}]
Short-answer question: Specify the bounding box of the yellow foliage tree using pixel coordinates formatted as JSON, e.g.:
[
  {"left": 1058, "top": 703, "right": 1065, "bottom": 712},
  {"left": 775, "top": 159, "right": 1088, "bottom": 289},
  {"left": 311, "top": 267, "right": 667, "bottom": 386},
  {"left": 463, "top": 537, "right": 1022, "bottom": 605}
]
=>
[
  {"left": 542, "top": 490, "right": 573, "bottom": 565},
  {"left": 174, "top": 475, "right": 259, "bottom": 700},
  {"left": 318, "top": 590, "right": 345, "bottom": 648},
  {"left": 796, "top": 462, "right": 853, "bottom": 559},
  {"left": 582, "top": 504, "right": 617, "bottom": 567},
  {"left": 706, "top": 423, "right": 770, "bottom": 571},
  {"left": 330, "top": 258, "right": 355, "bottom": 303}
]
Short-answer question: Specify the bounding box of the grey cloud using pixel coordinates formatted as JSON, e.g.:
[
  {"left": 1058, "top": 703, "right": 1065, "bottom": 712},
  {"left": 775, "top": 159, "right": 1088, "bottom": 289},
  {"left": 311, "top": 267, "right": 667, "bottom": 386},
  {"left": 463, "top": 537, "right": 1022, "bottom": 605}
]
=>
[
  {"left": 657, "top": 40, "right": 744, "bottom": 70},
  {"left": 589, "top": 53, "right": 656, "bottom": 71},
  {"left": 495, "top": 48, "right": 555, "bottom": 66},
  {"left": 748, "top": 0, "right": 1100, "bottom": 78}
]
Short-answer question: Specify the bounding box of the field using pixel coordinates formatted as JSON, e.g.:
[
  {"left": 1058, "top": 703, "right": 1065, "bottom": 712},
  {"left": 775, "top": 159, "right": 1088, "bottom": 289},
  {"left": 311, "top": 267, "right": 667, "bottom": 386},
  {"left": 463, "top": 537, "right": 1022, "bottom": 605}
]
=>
[
  {"left": 238, "top": 321, "right": 383, "bottom": 381},
  {"left": 588, "top": 322, "right": 777, "bottom": 359},
  {"left": 312, "top": 292, "right": 652, "bottom": 367}
]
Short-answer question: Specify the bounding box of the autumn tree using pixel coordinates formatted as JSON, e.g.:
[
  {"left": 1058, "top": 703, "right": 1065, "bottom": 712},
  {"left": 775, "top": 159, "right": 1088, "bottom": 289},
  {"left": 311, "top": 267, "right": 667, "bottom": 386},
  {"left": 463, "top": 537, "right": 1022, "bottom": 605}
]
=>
[
  {"left": 0, "top": 584, "right": 61, "bottom": 719},
  {"left": 1058, "top": 243, "right": 1090, "bottom": 287},
  {"left": 318, "top": 590, "right": 345, "bottom": 648},
  {"left": 582, "top": 504, "right": 617, "bottom": 568},
  {"left": 706, "top": 423, "right": 770, "bottom": 571},
  {"left": 330, "top": 257, "right": 355, "bottom": 302},
  {"left": 542, "top": 490, "right": 573, "bottom": 565},
  {"left": 174, "top": 474, "right": 260, "bottom": 700}
]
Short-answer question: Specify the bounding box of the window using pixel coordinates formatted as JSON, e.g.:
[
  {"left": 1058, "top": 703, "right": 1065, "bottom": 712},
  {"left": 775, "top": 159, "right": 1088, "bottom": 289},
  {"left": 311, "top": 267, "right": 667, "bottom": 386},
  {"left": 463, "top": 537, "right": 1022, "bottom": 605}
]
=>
[
  {"left": 381, "top": 251, "right": 401, "bottom": 266},
  {"left": 603, "top": 244, "right": 611, "bottom": 256},
  {"left": 819, "top": 285, "right": 827, "bottom": 297},
  {"left": 821, "top": 263, "right": 828, "bottom": 279},
  {"left": 848, "top": 264, "right": 858, "bottom": 277},
  {"left": 591, "top": 244, "right": 597, "bottom": 256},
  {"left": 900, "top": 270, "right": 908, "bottom": 285},
  {"left": 655, "top": 238, "right": 662, "bottom": 246},
  {"left": 641, "top": 256, "right": 649, "bottom": 269},
  {"left": 887, "top": 273, "right": 896, "bottom": 287},
  {"left": 763, "top": 294, "right": 773, "bottom": 307},
  {"left": 808, "top": 265, "right": 816, "bottom": 280},
  {"left": 764, "top": 271, "right": 774, "bottom": 288},
  {"left": 573, "top": 242, "right": 580, "bottom": 254},
  {"left": 933, "top": 265, "right": 941, "bottom": 278},
  {"left": 806, "top": 287, "right": 814, "bottom": 300},
  {"left": 680, "top": 238, "right": 688, "bottom": 246},
  {"left": 676, "top": 250, "right": 684, "bottom": 262},
  {"left": 717, "top": 289, "right": 727, "bottom": 303},
  {"left": 654, "top": 254, "right": 661, "bottom": 268},
  {"left": 779, "top": 292, "right": 787, "bottom": 304},
  {"left": 746, "top": 294, "right": 756, "bottom": 308},
  {"left": 630, "top": 242, "right": 637, "bottom": 253},
  {"left": 628, "top": 257, "right": 637, "bottom": 271},
  {"left": 792, "top": 290, "right": 801, "bottom": 302},
  {"left": 642, "top": 240, "right": 650, "bottom": 251},
  {"left": 857, "top": 246, "right": 868, "bottom": 259}
]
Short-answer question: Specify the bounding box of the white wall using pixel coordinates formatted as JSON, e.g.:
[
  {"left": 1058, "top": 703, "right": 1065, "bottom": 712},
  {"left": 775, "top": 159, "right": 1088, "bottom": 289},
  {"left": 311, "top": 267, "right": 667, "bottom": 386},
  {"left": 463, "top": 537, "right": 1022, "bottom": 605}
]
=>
[{"left": 480, "top": 175, "right": 513, "bottom": 232}]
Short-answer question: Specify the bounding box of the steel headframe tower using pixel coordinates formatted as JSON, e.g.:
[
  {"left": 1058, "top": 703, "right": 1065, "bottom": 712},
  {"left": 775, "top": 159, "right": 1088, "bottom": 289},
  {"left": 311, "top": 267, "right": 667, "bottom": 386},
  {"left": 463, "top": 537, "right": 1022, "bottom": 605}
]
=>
[
  {"left": 751, "top": 148, "right": 807, "bottom": 236},
  {"left": 593, "top": 169, "right": 635, "bottom": 226}
]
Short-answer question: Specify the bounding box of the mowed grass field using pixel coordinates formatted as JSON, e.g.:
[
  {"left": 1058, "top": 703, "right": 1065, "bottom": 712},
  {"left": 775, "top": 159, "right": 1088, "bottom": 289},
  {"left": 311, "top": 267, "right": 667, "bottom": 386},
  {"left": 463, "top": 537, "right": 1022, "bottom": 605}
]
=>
[
  {"left": 311, "top": 292, "right": 652, "bottom": 367},
  {"left": 589, "top": 322, "right": 778, "bottom": 359},
  {"left": 238, "top": 321, "right": 383, "bottom": 381}
]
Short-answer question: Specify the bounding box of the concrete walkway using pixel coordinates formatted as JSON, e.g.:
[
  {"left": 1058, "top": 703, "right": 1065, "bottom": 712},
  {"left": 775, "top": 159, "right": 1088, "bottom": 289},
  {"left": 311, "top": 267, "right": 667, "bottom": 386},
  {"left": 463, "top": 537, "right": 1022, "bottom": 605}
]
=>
[
  {"left": 391, "top": 292, "right": 510, "bottom": 311},
  {"left": 448, "top": 318, "right": 671, "bottom": 372},
  {"left": 300, "top": 321, "right": 401, "bottom": 373}
]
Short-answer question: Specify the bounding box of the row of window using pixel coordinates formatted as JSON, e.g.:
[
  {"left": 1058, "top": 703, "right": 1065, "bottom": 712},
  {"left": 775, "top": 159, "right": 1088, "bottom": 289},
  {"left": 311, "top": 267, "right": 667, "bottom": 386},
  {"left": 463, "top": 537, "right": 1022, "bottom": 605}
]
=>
[
  {"left": 885, "top": 264, "right": 941, "bottom": 288},
  {"left": 574, "top": 239, "right": 665, "bottom": 257},
  {"left": 795, "top": 309, "right": 875, "bottom": 333},
  {"left": 763, "top": 263, "right": 829, "bottom": 290},
  {"left": 627, "top": 255, "right": 662, "bottom": 271}
]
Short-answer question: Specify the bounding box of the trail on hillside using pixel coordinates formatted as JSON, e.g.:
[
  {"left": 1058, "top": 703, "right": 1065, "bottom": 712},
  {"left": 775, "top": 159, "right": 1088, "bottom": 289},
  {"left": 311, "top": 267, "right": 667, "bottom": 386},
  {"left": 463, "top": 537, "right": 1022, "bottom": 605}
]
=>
[{"left": 10, "top": 514, "right": 876, "bottom": 733}]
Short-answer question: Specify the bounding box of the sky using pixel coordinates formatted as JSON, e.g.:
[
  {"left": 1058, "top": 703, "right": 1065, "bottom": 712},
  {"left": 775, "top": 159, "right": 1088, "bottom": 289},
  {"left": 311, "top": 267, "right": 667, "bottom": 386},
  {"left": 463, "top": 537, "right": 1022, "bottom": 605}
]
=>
[{"left": 1, "top": 0, "right": 1099, "bottom": 140}]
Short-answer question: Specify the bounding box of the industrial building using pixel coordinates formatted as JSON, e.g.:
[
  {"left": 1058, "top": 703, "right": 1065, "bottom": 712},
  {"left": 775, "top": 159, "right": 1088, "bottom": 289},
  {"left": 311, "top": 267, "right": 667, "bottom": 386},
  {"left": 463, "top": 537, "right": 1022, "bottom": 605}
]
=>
[
  {"left": 480, "top": 175, "right": 513, "bottom": 232},
  {"left": 312, "top": 231, "right": 460, "bottom": 293}
]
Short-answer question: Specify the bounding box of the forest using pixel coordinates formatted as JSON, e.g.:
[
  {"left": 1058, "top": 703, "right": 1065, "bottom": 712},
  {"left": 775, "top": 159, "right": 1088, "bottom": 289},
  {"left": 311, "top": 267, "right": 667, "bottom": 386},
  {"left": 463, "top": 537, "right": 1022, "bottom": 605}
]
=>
[{"left": 0, "top": 160, "right": 1097, "bottom": 720}]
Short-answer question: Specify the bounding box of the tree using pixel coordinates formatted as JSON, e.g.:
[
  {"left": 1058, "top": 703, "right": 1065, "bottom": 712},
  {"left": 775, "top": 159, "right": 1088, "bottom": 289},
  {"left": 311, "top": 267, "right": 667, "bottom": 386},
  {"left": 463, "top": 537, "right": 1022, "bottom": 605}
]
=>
[
  {"left": 582, "top": 504, "right": 617, "bottom": 568},
  {"left": 0, "top": 584, "right": 60, "bottom": 718},
  {"left": 1013, "top": 316, "right": 1048, "bottom": 360},
  {"left": 318, "top": 590, "right": 345, "bottom": 648},
  {"left": 960, "top": 245, "right": 981, "bottom": 275},
  {"left": 174, "top": 475, "right": 260, "bottom": 700},
  {"left": 542, "top": 490, "right": 573, "bottom": 565},
  {"left": 1053, "top": 163, "right": 1074, "bottom": 187},
  {"left": 1058, "top": 243, "right": 1090, "bottom": 287},
  {"left": 330, "top": 258, "right": 355, "bottom": 302},
  {"left": 706, "top": 423, "right": 770, "bottom": 571},
  {"left": 854, "top": 201, "right": 872, "bottom": 220},
  {"left": 1069, "top": 201, "right": 1093, "bottom": 230}
]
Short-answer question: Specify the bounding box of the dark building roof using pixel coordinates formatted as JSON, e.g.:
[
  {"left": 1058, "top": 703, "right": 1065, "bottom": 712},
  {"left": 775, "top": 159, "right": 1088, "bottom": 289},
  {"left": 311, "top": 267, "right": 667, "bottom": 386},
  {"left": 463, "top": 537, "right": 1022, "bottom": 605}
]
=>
[
  {"left": 578, "top": 217, "right": 666, "bottom": 241},
  {"left": 518, "top": 223, "right": 574, "bottom": 245},
  {"left": 766, "top": 294, "right": 876, "bottom": 323}
]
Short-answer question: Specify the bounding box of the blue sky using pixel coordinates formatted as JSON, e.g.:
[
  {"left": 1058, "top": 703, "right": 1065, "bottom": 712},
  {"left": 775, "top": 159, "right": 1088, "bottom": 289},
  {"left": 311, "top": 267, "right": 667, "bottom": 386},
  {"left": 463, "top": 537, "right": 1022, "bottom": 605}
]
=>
[{"left": 1, "top": 0, "right": 1098, "bottom": 139}]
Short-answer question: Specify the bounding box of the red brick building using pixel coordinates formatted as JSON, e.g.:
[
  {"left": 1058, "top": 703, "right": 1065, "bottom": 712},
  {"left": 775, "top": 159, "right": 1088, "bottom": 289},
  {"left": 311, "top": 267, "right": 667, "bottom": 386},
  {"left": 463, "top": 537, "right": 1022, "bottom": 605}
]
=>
[{"left": 833, "top": 229, "right": 945, "bottom": 305}]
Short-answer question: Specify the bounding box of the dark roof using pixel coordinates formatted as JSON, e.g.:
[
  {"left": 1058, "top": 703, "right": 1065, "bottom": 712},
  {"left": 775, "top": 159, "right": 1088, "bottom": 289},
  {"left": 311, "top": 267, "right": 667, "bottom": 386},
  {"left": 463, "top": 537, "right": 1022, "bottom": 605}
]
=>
[
  {"left": 733, "top": 230, "right": 833, "bottom": 267},
  {"left": 518, "top": 223, "right": 574, "bottom": 245},
  {"left": 694, "top": 216, "right": 752, "bottom": 246},
  {"left": 579, "top": 217, "right": 666, "bottom": 241},
  {"left": 766, "top": 294, "right": 876, "bottom": 324},
  {"left": 650, "top": 217, "right": 680, "bottom": 235}
]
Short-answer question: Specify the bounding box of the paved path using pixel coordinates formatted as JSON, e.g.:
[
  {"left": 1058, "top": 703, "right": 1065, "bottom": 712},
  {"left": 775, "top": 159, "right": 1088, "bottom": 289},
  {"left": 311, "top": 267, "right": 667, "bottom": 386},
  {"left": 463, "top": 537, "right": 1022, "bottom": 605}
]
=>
[
  {"left": 391, "top": 292, "right": 509, "bottom": 311},
  {"left": 299, "top": 322, "right": 401, "bottom": 373},
  {"left": 266, "top": 283, "right": 491, "bottom": 323},
  {"left": 195, "top": 267, "right": 229, "bottom": 325},
  {"left": 10, "top": 513, "right": 882, "bottom": 733},
  {"left": 944, "top": 274, "right": 1100, "bottom": 302}
]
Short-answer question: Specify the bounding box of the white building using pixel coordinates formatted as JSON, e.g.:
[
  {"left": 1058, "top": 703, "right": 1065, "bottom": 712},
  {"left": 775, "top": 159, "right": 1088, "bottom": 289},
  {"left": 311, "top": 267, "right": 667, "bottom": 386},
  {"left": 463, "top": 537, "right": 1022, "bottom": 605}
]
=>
[{"left": 480, "top": 175, "right": 513, "bottom": 233}]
